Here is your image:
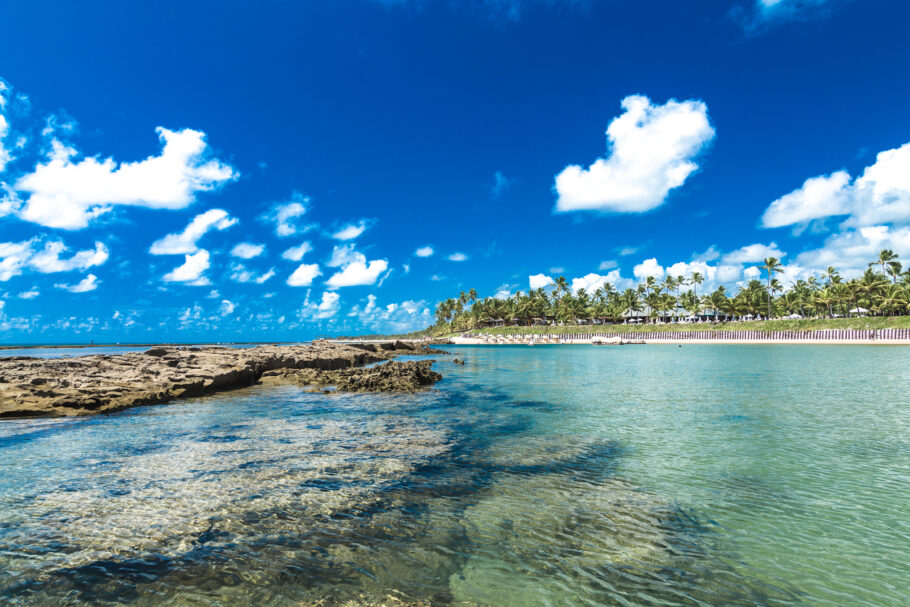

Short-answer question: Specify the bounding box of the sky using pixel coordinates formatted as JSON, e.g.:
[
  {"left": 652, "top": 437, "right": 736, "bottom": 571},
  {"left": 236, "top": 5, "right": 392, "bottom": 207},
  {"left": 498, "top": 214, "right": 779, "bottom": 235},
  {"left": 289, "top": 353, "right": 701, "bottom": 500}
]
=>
[{"left": 1, "top": 0, "right": 909, "bottom": 343}]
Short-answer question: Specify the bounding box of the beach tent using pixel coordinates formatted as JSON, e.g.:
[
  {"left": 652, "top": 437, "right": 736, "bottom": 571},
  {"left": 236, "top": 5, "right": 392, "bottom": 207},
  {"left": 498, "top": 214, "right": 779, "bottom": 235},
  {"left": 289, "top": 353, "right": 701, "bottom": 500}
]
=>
[{"left": 849, "top": 307, "right": 869, "bottom": 315}]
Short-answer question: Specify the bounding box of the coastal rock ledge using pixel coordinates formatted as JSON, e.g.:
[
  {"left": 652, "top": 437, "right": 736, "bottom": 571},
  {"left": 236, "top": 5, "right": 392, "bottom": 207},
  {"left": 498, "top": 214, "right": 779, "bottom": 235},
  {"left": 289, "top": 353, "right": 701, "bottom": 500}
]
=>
[{"left": 0, "top": 341, "right": 446, "bottom": 419}]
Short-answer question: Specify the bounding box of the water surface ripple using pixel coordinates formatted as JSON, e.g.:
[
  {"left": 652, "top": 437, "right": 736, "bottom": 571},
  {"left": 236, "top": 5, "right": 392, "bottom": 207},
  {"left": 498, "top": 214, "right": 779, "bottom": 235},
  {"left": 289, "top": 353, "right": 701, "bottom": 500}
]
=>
[{"left": 0, "top": 345, "right": 908, "bottom": 606}]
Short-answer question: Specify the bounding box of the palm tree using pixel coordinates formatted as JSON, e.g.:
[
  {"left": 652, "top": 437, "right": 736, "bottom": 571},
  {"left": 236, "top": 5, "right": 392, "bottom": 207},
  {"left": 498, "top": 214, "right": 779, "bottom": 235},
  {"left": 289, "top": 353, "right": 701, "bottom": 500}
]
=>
[
  {"left": 870, "top": 249, "right": 900, "bottom": 280},
  {"left": 761, "top": 257, "right": 783, "bottom": 318},
  {"left": 689, "top": 272, "right": 704, "bottom": 299},
  {"left": 886, "top": 261, "right": 903, "bottom": 284},
  {"left": 552, "top": 276, "right": 569, "bottom": 301}
]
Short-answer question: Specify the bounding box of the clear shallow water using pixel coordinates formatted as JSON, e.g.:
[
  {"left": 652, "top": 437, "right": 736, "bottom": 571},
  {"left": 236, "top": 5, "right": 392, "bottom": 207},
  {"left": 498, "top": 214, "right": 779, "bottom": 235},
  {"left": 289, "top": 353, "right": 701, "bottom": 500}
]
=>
[{"left": 0, "top": 345, "right": 908, "bottom": 606}]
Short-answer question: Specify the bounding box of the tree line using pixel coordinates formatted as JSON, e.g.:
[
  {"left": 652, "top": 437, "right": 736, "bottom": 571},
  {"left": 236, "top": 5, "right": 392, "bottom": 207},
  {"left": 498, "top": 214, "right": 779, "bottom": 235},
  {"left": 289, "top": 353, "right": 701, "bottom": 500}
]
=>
[{"left": 433, "top": 250, "right": 910, "bottom": 331}]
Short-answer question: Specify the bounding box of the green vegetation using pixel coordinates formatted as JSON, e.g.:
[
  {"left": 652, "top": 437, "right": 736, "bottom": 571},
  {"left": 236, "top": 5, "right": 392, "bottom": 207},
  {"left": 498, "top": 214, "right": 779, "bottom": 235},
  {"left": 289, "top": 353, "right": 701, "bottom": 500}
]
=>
[{"left": 429, "top": 250, "right": 910, "bottom": 335}]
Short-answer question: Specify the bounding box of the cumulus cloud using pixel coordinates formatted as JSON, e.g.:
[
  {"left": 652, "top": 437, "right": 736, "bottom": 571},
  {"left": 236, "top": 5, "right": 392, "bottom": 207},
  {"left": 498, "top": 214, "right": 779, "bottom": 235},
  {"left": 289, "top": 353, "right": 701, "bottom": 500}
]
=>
[
  {"left": 230, "top": 242, "right": 264, "bottom": 259},
  {"left": 528, "top": 274, "right": 554, "bottom": 290},
  {"left": 326, "top": 258, "right": 389, "bottom": 288},
  {"left": 17, "top": 288, "right": 39, "bottom": 299},
  {"left": 632, "top": 257, "right": 665, "bottom": 280},
  {"left": 348, "top": 294, "right": 431, "bottom": 333},
  {"left": 763, "top": 143, "right": 910, "bottom": 230},
  {"left": 282, "top": 242, "right": 312, "bottom": 262},
  {"left": 721, "top": 242, "right": 785, "bottom": 264},
  {"left": 555, "top": 95, "right": 715, "bottom": 213},
  {"left": 571, "top": 271, "right": 622, "bottom": 294},
  {"left": 415, "top": 245, "right": 434, "bottom": 257},
  {"left": 447, "top": 252, "right": 468, "bottom": 262},
  {"left": 598, "top": 260, "right": 618, "bottom": 271},
  {"left": 219, "top": 299, "right": 236, "bottom": 316},
  {"left": 327, "top": 244, "right": 362, "bottom": 268},
  {"left": 331, "top": 220, "right": 369, "bottom": 241},
  {"left": 0, "top": 237, "right": 108, "bottom": 281},
  {"left": 14, "top": 128, "right": 237, "bottom": 229},
  {"left": 796, "top": 225, "right": 910, "bottom": 277},
  {"left": 0, "top": 81, "right": 10, "bottom": 172},
  {"left": 149, "top": 209, "right": 237, "bottom": 255},
  {"left": 229, "top": 263, "right": 275, "bottom": 284},
  {"left": 30, "top": 240, "right": 109, "bottom": 273},
  {"left": 299, "top": 291, "right": 340, "bottom": 320},
  {"left": 287, "top": 263, "right": 322, "bottom": 287},
  {"left": 265, "top": 192, "right": 310, "bottom": 237},
  {"left": 55, "top": 273, "right": 99, "bottom": 293},
  {"left": 162, "top": 250, "right": 211, "bottom": 285},
  {"left": 761, "top": 172, "right": 851, "bottom": 229}
]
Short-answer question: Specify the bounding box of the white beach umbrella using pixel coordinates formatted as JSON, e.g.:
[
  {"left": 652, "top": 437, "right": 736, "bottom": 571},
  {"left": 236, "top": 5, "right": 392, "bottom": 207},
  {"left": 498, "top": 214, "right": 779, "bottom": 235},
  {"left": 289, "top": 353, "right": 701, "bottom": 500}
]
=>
[{"left": 849, "top": 307, "right": 869, "bottom": 314}]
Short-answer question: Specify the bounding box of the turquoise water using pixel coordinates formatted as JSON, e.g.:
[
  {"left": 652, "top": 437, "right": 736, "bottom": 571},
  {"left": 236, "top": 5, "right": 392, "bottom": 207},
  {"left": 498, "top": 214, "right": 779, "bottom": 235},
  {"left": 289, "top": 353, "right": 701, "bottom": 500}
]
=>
[{"left": 0, "top": 345, "right": 908, "bottom": 606}]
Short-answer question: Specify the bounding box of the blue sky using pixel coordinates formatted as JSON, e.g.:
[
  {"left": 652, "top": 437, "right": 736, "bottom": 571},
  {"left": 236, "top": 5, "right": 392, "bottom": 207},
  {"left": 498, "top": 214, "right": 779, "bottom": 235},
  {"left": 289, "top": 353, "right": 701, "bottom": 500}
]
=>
[{"left": 1, "top": 0, "right": 909, "bottom": 342}]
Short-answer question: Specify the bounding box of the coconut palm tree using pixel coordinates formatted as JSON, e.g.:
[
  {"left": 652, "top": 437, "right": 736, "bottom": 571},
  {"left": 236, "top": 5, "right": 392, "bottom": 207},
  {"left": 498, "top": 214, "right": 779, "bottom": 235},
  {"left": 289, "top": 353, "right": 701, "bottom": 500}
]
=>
[
  {"left": 870, "top": 249, "right": 900, "bottom": 280},
  {"left": 761, "top": 257, "right": 783, "bottom": 318},
  {"left": 689, "top": 272, "right": 704, "bottom": 299}
]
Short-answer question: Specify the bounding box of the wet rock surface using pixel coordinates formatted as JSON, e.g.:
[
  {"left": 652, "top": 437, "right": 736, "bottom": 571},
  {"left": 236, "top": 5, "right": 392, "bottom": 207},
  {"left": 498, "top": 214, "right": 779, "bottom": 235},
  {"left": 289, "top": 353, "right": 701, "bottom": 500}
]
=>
[
  {"left": 0, "top": 342, "right": 446, "bottom": 419},
  {"left": 260, "top": 360, "right": 442, "bottom": 393}
]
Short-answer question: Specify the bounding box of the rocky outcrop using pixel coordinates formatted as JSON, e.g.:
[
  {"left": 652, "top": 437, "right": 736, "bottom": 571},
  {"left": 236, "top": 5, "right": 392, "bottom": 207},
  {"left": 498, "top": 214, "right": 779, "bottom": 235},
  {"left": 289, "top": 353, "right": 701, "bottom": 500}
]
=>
[
  {"left": 0, "top": 342, "right": 446, "bottom": 419},
  {"left": 259, "top": 360, "right": 442, "bottom": 393}
]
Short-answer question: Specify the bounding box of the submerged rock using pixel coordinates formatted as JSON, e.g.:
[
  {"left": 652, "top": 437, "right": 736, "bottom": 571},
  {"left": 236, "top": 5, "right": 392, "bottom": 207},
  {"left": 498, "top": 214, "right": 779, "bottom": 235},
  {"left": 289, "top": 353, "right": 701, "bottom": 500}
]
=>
[{"left": 0, "top": 342, "right": 442, "bottom": 418}]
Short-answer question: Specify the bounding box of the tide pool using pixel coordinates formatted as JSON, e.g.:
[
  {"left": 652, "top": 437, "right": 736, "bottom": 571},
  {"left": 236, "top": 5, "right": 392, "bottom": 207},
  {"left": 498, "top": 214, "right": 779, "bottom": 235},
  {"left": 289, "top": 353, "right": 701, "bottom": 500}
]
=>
[{"left": 0, "top": 345, "right": 907, "bottom": 606}]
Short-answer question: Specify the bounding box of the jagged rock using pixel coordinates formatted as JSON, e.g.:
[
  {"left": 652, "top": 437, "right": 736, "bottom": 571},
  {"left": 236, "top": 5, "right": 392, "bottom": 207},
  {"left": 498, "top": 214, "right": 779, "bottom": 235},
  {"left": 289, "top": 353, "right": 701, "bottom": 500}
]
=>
[
  {"left": 0, "top": 342, "right": 443, "bottom": 419},
  {"left": 259, "top": 360, "right": 442, "bottom": 393}
]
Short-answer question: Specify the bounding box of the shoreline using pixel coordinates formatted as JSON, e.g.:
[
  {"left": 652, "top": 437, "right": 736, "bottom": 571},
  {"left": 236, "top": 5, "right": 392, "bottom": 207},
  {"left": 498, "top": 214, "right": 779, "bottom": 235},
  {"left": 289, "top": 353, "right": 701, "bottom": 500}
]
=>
[
  {"left": 0, "top": 341, "right": 446, "bottom": 419},
  {"left": 453, "top": 337, "right": 910, "bottom": 345}
]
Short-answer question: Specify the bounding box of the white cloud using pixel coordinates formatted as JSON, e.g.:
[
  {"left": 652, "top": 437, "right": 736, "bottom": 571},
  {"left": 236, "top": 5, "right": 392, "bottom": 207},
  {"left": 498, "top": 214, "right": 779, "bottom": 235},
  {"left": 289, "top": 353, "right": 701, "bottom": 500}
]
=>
[
  {"left": 14, "top": 128, "right": 237, "bottom": 230},
  {"left": 716, "top": 264, "right": 742, "bottom": 283},
  {"left": 555, "top": 95, "right": 715, "bottom": 213},
  {"left": 150, "top": 209, "right": 237, "bottom": 255},
  {"left": 327, "top": 243, "right": 362, "bottom": 268},
  {"left": 598, "top": 260, "right": 618, "bottom": 271},
  {"left": 761, "top": 172, "right": 851, "bottom": 228},
  {"left": 230, "top": 242, "right": 264, "bottom": 259},
  {"left": 528, "top": 273, "right": 554, "bottom": 290},
  {"left": 0, "top": 86, "right": 9, "bottom": 172},
  {"left": 162, "top": 250, "right": 211, "bottom": 285},
  {"left": 633, "top": 257, "right": 665, "bottom": 280},
  {"left": 266, "top": 192, "right": 310, "bottom": 237},
  {"left": 0, "top": 237, "right": 108, "bottom": 281},
  {"left": 299, "top": 291, "right": 340, "bottom": 320},
  {"left": 55, "top": 273, "right": 99, "bottom": 293},
  {"left": 219, "top": 299, "right": 236, "bottom": 316},
  {"left": 281, "top": 242, "right": 312, "bottom": 262},
  {"left": 326, "top": 258, "right": 389, "bottom": 288},
  {"left": 348, "top": 295, "right": 431, "bottom": 333},
  {"left": 618, "top": 246, "right": 639, "bottom": 256},
  {"left": 571, "top": 271, "right": 622, "bottom": 294},
  {"left": 762, "top": 143, "right": 910, "bottom": 229},
  {"left": 17, "top": 288, "right": 39, "bottom": 299},
  {"left": 229, "top": 263, "right": 275, "bottom": 284},
  {"left": 796, "top": 225, "right": 910, "bottom": 277},
  {"left": 721, "top": 242, "right": 785, "bottom": 264},
  {"left": 415, "top": 245, "right": 434, "bottom": 257},
  {"left": 287, "top": 263, "right": 322, "bottom": 287},
  {"left": 743, "top": 266, "right": 762, "bottom": 280},
  {"left": 29, "top": 240, "right": 109, "bottom": 273},
  {"left": 331, "top": 221, "right": 368, "bottom": 241},
  {"left": 448, "top": 252, "right": 468, "bottom": 262}
]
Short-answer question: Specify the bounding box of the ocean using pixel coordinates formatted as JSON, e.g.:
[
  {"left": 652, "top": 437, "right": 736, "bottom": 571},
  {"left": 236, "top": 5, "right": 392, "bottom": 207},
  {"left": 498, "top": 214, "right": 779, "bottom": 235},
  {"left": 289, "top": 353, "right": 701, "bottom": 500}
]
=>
[{"left": 0, "top": 345, "right": 907, "bottom": 606}]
